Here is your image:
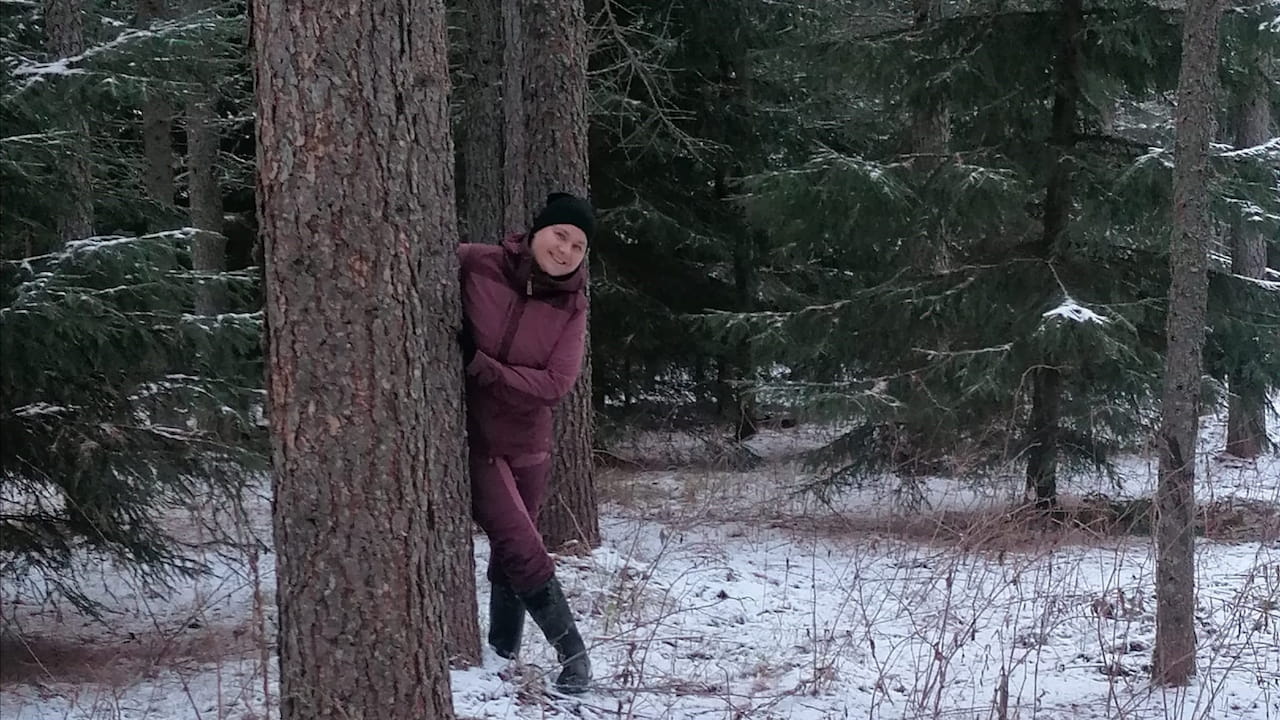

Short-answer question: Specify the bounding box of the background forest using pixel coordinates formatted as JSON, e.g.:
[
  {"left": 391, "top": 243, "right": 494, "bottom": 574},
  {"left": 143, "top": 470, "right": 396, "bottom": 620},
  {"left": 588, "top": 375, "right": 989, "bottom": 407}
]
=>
[{"left": 5, "top": 0, "right": 1277, "bottom": 576}]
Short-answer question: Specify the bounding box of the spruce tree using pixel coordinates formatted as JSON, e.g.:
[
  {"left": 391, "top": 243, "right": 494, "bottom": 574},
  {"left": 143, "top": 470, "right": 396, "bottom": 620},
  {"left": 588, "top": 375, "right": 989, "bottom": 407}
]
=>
[
  {"left": 1211, "top": 1, "right": 1279, "bottom": 459},
  {"left": 710, "top": 0, "right": 1218, "bottom": 501},
  {"left": 1153, "top": 0, "right": 1225, "bottom": 687},
  {"left": 588, "top": 0, "right": 820, "bottom": 424},
  {"left": 1, "top": 0, "right": 262, "bottom": 609}
]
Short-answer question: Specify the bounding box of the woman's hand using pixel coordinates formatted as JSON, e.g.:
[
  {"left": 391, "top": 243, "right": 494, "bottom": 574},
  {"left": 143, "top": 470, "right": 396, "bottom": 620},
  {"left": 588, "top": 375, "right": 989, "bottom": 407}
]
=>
[{"left": 457, "top": 328, "right": 477, "bottom": 365}]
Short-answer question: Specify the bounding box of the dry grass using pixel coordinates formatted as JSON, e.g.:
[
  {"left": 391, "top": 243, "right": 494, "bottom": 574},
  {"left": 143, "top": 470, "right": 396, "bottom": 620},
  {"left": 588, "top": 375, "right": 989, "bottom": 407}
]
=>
[
  {"left": 0, "top": 491, "right": 277, "bottom": 719},
  {"left": 0, "top": 621, "right": 258, "bottom": 686},
  {"left": 600, "top": 459, "right": 1280, "bottom": 554},
  {"left": 581, "top": 458, "right": 1280, "bottom": 719}
]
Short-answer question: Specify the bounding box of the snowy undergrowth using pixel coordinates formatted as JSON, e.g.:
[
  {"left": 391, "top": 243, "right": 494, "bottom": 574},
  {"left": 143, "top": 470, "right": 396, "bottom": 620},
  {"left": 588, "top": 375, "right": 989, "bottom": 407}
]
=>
[
  {"left": 2, "top": 406, "right": 1277, "bottom": 719},
  {"left": 477, "top": 513, "right": 1277, "bottom": 719}
]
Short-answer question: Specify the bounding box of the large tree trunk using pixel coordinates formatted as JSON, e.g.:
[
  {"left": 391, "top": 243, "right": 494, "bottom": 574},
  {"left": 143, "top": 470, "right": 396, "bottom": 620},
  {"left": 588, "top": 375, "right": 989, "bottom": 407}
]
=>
[
  {"left": 515, "top": 0, "right": 600, "bottom": 551},
  {"left": 543, "top": 368, "right": 597, "bottom": 548},
  {"left": 1152, "top": 0, "right": 1224, "bottom": 688},
  {"left": 1025, "top": 0, "right": 1082, "bottom": 507},
  {"left": 501, "top": 0, "right": 527, "bottom": 233},
  {"left": 458, "top": 0, "right": 506, "bottom": 244},
  {"left": 44, "top": 0, "right": 93, "bottom": 242},
  {"left": 1224, "top": 64, "right": 1271, "bottom": 459},
  {"left": 138, "top": 0, "right": 174, "bottom": 227},
  {"left": 187, "top": 86, "right": 225, "bottom": 315},
  {"left": 255, "top": 0, "right": 470, "bottom": 714}
]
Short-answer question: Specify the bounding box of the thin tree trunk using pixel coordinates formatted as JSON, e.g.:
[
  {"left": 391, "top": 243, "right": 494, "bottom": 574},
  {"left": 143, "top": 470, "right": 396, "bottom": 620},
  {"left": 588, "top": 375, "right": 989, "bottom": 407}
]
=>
[
  {"left": 1026, "top": 365, "right": 1062, "bottom": 504},
  {"left": 138, "top": 0, "right": 174, "bottom": 227},
  {"left": 1225, "top": 64, "right": 1271, "bottom": 459},
  {"left": 44, "top": 0, "right": 93, "bottom": 242},
  {"left": 712, "top": 168, "right": 750, "bottom": 436},
  {"left": 908, "top": 0, "right": 950, "bottom": 272},
  {"left": 459, "top": 0, "right": 506, "bottom": 244},
  {"left": 255, "top": 0, "right": 467, "bottom": 713},
  {"left": 517, "top": 0, "right": 600, "bottom": 551},
  {"left": 1152, "top": 0, "right": 1224, "bottom": 687},
  {"left": 1025, "top": 0, "right": 1082, "bottom": 507},
  {"left": 728, "top": 223, "right": 759, "bottom": 442},
  {"left": 909, "top": 0, "right": 949, "bottom": 161},
  {"left": 187, "top": 88, "right": 225, "bottom": 315},
  {"left": 713, "top": 44, "right": 760, "bottom": 442}
]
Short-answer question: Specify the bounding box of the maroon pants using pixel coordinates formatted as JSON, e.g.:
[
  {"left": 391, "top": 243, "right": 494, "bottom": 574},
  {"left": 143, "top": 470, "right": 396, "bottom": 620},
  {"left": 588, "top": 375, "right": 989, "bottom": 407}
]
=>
[{"left": 470, "top": 451, "right": 555, "bottom": 593}]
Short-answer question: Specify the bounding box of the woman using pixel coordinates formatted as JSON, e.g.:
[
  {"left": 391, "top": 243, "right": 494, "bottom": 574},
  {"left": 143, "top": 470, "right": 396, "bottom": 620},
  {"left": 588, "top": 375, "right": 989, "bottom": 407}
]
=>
[{"left": 457, "top": 192, "right": 594, "bottom": 694}]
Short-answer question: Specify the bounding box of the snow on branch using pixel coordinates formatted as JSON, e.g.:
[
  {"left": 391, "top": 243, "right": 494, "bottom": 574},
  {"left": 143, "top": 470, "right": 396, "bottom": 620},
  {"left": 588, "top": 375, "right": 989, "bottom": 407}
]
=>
[
  {"left": 1216, "top": 137, "right": 1280, "bottom": 161},
  {"left": 9, "top": 403, "right": 76, "bottom": 418},
  {"left": 1134, "top": 145, "right": 1172, "bottom": 166},
  {"left": 0, "top": 130, "right": 80, "bottom": 146},
  {"left": 62, "top": 229, "right": 198, "bottom": 256},
  {"left": 1042, "top": 296, "right": 1112, "bottom": 325},
  {"left": 1233, "top": 275, "right": 1280, "bottom": 292},
  {"left": 8, "top": 15, "right": 221, "bottom": 93},
  {"left": 913, "top": 343, "right": 1014, "bottom": 359}
]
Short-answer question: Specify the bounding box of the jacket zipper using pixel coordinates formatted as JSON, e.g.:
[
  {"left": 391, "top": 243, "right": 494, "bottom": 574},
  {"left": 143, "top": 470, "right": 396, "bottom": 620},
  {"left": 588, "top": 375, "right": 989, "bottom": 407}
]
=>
[{"left": 496, "top": 277, "right": 533, "bottom": 362}]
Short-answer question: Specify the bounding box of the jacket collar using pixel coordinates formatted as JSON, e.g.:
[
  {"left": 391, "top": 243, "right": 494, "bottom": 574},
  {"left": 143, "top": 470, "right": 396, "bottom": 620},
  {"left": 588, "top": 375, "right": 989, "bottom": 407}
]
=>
[{"left": 501, "top": 232, "right": 586, "bottom": 297}]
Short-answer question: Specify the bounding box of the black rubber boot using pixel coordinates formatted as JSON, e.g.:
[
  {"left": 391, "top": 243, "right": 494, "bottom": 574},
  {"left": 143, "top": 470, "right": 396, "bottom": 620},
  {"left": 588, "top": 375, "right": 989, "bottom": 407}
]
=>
[
  {"left": 520, "top": 576, "right": 591, "bottom": 694},
  {"left": 488, "top": 580, "right": 525, "bottom": 659}
]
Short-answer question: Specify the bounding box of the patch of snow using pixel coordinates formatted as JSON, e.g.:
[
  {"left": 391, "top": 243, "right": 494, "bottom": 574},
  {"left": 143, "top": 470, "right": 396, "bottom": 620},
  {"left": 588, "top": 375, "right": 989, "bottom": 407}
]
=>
[
  {"left": 2, "top": 405, "right": 1276, "bottom": 720},
  {"left": 9, "top": 403, "right": 73, "bottom": 418},
  {"left": 1043, "top": 296, "right": 1111, "bottom": 325}
]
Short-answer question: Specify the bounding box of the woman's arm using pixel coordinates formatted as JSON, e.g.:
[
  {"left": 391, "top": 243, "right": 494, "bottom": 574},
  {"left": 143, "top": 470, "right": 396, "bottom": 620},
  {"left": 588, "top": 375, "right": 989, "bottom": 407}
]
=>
[{"left": 466, "top": 307, "right": 587, "bottom": 406}]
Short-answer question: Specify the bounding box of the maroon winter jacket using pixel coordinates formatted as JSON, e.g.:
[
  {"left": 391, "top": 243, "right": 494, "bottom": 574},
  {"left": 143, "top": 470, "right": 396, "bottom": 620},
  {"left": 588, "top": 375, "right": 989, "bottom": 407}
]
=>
[{"left": 458, "top": 234, "right": 588, "bottom": 456}]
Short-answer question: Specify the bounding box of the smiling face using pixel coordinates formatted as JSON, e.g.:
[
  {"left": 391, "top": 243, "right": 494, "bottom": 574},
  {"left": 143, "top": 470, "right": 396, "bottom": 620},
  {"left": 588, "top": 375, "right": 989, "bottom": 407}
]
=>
[{"left": 530, "top": 223, "right": 588, "bottom": 277}]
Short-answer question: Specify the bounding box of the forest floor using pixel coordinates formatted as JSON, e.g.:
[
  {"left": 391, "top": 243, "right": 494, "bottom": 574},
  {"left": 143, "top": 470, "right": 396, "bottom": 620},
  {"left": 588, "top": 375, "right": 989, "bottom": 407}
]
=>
[{"left": 2, "top": 402, "right": 1277, "bottom": 719}]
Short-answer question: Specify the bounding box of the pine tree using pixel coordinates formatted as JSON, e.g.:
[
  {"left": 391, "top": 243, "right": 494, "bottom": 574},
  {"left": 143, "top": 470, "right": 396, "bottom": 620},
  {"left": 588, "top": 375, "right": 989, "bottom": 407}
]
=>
[
  {"left": 512, "top": 0, "right": 602, "bottom": 551},
  {"left": 1153, "top": 0, "right": 1225, "bottom": 687},
  {"left": 255, "top": 0, "right": 464, "bottom": 712},
  {"left": 455, "top": 0, "right": 507, "bottom": 244}
]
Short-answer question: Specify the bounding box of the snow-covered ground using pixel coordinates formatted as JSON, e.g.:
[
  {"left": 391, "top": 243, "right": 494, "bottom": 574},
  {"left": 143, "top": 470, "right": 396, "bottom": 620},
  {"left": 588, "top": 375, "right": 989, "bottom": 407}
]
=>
[{"left": 2, "top": 406, "right": 1277, "bottom": 719}]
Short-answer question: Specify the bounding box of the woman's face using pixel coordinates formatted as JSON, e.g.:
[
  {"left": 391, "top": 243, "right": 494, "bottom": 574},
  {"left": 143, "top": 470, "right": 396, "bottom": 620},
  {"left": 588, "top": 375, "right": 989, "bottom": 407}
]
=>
[{"left": 531, "top": 224, "right": 587, "bottom": 277}]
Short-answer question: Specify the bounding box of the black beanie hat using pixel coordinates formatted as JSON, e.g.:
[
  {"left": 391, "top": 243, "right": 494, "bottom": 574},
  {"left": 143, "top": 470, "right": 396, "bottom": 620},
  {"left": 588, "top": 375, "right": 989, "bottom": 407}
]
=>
[{"left": 529, "top": 192, "right": 596, "bottom": 242}]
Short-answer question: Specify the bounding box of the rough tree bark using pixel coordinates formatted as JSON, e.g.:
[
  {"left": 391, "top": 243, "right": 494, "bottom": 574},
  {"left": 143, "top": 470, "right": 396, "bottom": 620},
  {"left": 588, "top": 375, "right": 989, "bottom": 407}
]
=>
[
  {"left": 1025, "top": 0, "right": 1082, "bottom": 507},
  {"left": 137, "top": 0, "right": 174, "bottom": 227},
  {"left": 515, "top": 0, "right": 601, "bottom": 551},
  {"left": 1152, "top": 0, "right": 1224, "bottom": 687},
  {"left": 44, "top": 0, "right": 93, "bottom": 242},
  {"left": 1224, "top": 62, "right": 1271, "bottom": 459},
  {"left": 255, "top": 0, "right": 471, "bottom": 714},
  {"left": 458, "top": 0, "right": 506, "bottom": 243},
  {"left": 501, "top": 0, "right": 527, "bottom": 233}
]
